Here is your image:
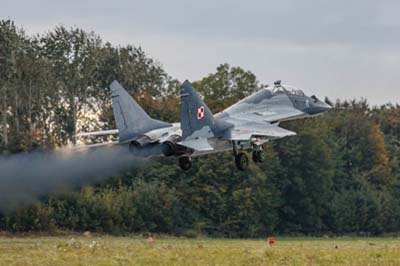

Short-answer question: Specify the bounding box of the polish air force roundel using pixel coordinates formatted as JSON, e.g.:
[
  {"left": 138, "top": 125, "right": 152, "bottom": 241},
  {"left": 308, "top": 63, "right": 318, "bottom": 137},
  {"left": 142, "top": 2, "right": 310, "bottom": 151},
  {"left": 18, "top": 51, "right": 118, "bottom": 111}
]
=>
[{"left": 197, "top": 106, "right": 205, "bottom": 119}]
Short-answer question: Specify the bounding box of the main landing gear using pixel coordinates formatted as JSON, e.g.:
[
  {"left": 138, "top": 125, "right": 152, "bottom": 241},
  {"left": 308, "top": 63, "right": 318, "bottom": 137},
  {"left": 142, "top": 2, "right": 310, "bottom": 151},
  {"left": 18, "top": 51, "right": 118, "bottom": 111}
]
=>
[
  {"left": 178, "top": 143, "right": 266, "bottom": 171},
  {"left": 235, "top": 152, "right": 249, "bottom": 171},
  {"left": 178, "top": 156, "right": 192, "bottom": 171},
  {"left": 252, "top": 149, "right": 265, "bottom": 163},
  {"left": 233, "top": 141, "right": 265, "bottom": 171},
  {"left": 233, "top": 141, "right": 249, "bottom": 171}
]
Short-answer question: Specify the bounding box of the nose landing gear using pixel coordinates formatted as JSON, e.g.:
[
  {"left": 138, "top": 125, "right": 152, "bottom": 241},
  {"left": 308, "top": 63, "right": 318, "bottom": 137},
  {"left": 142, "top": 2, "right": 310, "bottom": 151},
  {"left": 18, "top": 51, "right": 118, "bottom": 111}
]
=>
[{"left": 252, "top": 149, "right": 265, "bottom": 163}]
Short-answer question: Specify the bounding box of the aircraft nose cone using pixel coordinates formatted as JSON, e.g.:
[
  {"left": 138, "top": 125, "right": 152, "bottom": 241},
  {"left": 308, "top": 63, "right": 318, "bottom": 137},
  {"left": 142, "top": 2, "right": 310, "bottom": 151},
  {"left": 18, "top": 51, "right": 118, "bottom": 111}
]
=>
[
  {"left": 317, "top": 102, "right": 332, "bottom": 113},
  {"left": 323, "top": 102, "right": 333, "bottom": 111},
  {"left": 305, "top": 99, "right": 333, "bottom": 115}
]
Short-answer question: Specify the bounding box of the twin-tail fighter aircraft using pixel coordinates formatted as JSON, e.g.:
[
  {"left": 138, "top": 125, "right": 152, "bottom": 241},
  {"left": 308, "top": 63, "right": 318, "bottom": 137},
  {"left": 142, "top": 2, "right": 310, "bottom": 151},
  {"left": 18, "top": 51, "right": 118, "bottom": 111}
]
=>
[{"left": 82, "top": 80, "right": 332, "bottom": 171}]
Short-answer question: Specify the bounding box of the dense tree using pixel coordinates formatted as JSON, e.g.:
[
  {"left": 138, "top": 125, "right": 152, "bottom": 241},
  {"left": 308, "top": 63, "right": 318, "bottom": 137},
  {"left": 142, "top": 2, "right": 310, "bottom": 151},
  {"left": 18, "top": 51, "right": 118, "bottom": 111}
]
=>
[
  {"left": 0, "top": 20, "right": 399, "bottom": 237},
  {"left": 192, "top": 63, "right": 264, "bottom": 112},
  {"left": 0, "top": 20, "right": 22, "bottom": 149}
]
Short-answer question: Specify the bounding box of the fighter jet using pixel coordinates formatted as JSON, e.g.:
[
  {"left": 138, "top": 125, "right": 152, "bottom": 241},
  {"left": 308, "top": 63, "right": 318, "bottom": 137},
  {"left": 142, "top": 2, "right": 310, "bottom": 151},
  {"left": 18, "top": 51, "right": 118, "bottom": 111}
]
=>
[{"left": 83, "top": 80, "right": 331, "bottom": 171}]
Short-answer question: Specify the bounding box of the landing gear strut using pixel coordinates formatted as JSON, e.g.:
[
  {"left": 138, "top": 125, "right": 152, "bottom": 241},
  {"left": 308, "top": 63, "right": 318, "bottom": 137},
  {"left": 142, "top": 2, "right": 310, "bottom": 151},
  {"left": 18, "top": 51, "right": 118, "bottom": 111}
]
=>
[
  {"left": 233, "top": 141, "right": 249, "bottom": 171},
  {"left": 178, "top": 156, "right": 192, "bottom": 171}
]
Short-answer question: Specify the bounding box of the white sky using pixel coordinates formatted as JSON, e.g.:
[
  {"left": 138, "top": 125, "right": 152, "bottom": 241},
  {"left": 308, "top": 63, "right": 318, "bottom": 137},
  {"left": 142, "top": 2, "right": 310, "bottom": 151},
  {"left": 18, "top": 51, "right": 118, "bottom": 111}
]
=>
[{"left": 1, "top": 0, "right": 399, "bottom": 105}]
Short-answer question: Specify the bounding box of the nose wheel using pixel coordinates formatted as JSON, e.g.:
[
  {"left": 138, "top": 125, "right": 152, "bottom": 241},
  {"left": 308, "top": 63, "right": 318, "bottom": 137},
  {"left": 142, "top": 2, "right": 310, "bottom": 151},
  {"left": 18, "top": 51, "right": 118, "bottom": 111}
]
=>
[
  {"left": 178, "top": 156, "right": 192, "bottom": 171},
  {"left": 252, "top": 150, "right": 265, "bottom": 163}
]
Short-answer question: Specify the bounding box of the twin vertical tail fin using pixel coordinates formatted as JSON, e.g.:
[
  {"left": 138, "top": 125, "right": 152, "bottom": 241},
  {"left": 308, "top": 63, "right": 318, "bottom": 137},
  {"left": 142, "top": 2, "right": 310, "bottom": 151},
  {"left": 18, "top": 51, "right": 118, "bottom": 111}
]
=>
[
  {"left": 179, "top": 80, "right": 216, "bottom": 151},
  {"left": 110, "top": 80, "right": 171, "bottom": 143}
]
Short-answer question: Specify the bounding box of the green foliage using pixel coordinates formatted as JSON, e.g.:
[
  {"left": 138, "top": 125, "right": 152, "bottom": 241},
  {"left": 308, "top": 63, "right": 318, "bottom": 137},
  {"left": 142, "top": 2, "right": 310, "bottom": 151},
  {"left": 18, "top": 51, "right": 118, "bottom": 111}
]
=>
[
  {"left": 193, "top": 63, "right": 264, "bottom": 112},
  {"left": 1, "top": 20, "right": 400, "bottom": 237}
]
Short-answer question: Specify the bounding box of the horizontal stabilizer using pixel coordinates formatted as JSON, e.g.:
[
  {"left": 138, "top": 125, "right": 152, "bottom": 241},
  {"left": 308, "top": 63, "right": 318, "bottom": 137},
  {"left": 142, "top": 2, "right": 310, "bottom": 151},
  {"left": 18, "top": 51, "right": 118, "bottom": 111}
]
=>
[
  {"left": 179, "top": 138, "right": 214, "bottom": 151},
  {"left": 72, "top": 141, "right": 119, "bottom": 149},
  {"left": 76, "top": 129, "right": 119, "bottom": 137}
]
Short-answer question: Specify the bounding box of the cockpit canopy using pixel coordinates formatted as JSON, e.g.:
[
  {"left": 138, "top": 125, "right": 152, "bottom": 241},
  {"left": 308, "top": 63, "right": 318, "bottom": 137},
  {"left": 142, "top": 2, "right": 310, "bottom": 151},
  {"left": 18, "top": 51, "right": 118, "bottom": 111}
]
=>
[{"left": 270, "top": 80, "right": 305, "bottom": 96}]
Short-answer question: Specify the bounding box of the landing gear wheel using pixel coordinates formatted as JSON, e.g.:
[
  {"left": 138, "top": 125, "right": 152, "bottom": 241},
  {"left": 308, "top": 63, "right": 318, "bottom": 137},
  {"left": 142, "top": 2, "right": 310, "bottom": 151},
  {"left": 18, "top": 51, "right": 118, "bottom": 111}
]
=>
[
  {"left": 235, "top": 152, "right": 249, "bottom": 171},
  {"left": 179, "top": 156, "right": 192, "bottom": 171},
  {"left": 252, "top": 150, "right": 265, "bottom": 163}
]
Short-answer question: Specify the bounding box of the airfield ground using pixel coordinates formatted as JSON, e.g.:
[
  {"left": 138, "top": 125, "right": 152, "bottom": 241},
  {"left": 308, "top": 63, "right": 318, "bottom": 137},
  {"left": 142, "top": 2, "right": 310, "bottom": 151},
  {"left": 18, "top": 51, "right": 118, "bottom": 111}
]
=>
[{"left": 0, "top": 236, "right": 399, "bottom": 265}]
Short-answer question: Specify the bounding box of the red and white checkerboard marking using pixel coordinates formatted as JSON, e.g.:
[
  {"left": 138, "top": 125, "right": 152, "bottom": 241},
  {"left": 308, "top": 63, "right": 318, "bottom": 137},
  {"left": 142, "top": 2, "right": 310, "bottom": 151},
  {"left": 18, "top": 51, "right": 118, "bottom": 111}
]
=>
[{"left": 197, "top": 106, "right": 205, "bottom": 120}]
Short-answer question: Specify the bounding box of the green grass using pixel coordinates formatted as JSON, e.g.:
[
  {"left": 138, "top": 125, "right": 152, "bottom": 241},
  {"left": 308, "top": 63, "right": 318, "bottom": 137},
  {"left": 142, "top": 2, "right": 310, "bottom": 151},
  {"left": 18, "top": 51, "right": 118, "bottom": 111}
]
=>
[{"left": 0, "top": 236, "right": 400, "bottom": 265}]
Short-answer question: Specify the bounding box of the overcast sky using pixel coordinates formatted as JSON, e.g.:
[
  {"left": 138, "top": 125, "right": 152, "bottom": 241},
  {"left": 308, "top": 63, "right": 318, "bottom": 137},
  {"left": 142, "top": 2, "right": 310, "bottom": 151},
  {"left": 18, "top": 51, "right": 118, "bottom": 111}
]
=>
[{"left": 1, "top": 0, "right": 399, "bottom": 105}]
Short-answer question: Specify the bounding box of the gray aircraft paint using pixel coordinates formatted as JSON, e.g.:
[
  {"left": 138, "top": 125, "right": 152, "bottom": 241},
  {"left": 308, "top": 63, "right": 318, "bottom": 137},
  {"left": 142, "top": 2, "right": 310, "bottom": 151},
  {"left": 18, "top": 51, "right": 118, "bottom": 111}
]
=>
[
  {"left": 179, "top": 80, "right": 233, "bottom": 151},
  {"left": 218, "top": 85, "right": 330, "bottom": 126},
  {"left": 104, "top": 80, "right": 331, "bottom": 158},
  {"left": 180, "top": 80, "right": 226, "bottom": 139},
  {"left": 221, "top": 90, "right": 299, "bottom": 121},
  {"left": 179, "top": 80, "right": 331, "bottom": 153},
  {"left": 110, "top": 80, "right": 172, "bottom": 143}
]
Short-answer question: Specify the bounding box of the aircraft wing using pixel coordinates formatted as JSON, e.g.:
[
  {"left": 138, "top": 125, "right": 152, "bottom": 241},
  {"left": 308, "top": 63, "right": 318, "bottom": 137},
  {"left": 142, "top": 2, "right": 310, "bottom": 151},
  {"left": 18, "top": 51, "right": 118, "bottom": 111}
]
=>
[{"left": 223, "top": 119, "right": 296, "bottom": 141}]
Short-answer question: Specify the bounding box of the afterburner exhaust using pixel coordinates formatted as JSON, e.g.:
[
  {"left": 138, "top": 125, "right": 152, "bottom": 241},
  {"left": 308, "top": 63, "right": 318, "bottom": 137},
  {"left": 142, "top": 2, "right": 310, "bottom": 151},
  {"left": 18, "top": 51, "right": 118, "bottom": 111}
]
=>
[{"left": 129, "top": 135, "right": 154, "bottom": 156}]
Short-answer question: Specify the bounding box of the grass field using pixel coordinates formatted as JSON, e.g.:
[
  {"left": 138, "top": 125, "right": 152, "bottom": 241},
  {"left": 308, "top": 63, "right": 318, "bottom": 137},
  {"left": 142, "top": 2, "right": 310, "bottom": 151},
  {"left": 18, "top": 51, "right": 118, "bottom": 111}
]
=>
[{"left": 0, "top": 236, "right": 400, "bottom": 266}]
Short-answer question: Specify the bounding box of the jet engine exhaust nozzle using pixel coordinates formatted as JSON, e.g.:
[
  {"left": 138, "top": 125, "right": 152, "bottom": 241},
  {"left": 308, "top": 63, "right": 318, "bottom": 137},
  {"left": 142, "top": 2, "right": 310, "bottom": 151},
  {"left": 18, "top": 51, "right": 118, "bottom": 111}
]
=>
[
  {"left": 161, "top": 135, "right": 182, "bottom": 157},
  {"left": 129, "top": 135, "right": 152, "bottom": 154}
]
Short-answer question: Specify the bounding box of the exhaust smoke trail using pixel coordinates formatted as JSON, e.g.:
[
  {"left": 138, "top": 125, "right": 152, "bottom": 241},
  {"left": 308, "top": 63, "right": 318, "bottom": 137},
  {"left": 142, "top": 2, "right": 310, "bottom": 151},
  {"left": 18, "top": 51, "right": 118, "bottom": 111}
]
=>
[{"left": 0, "top": 145, "right": 148, "bottom": 212}]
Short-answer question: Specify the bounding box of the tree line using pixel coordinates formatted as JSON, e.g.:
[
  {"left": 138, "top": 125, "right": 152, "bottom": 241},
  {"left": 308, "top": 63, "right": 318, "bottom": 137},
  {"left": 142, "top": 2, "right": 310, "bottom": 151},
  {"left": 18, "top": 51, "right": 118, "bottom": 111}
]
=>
[{"left": 1, "top": 20, "right": 400, "bottom": 237}]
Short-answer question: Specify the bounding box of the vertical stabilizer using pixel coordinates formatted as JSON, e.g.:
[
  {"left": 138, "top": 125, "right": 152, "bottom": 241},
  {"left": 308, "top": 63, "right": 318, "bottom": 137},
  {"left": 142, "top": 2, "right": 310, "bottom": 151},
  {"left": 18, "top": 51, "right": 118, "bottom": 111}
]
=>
[
  {"left": 110, "top": 80, "right": 171, "bottom": 142},
  {"left": 180, "top": 80, "right": 216, "bottom": 141}
]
